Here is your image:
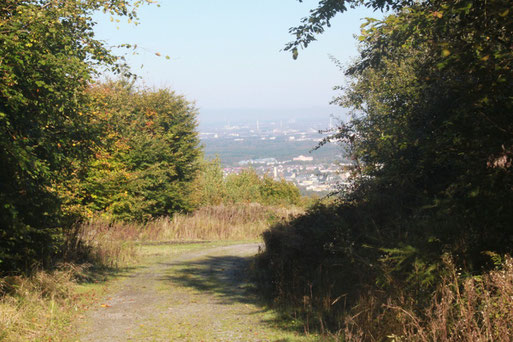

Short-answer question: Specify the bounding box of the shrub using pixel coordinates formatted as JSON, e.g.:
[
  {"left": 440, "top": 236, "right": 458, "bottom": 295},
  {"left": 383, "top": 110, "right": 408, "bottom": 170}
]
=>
[{"left": 193, "top": 160, "right": 303, "bottom": 207}]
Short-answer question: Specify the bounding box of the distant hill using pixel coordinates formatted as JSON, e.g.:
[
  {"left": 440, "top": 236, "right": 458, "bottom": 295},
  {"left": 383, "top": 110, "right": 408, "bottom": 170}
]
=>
[{"left": 197, "top": 106, "right": 350, "bottom": 130}]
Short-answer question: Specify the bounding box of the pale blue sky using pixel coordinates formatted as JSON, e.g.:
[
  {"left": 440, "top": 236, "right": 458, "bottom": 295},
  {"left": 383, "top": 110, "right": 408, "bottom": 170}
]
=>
[{"left": 93, "top": 1, "right": 380, "bottom": 122}]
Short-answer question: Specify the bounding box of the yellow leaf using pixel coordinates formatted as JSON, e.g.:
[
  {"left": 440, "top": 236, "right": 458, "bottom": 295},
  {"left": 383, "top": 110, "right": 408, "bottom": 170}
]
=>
[
  {"left": 442, "top": 49, "right": 451, "bottom": 57},
  {"left": 500, "top": 9, "right": 509, "bottom": 17}
]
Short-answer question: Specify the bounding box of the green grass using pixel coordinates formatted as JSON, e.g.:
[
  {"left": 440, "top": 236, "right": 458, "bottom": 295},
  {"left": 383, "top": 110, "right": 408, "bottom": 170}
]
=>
[
  {"left": 126, "top": 241, "right": 325, "bottom": 341},
  {"left": 137, "top": 240, "right": 258, "bottom": 263}
]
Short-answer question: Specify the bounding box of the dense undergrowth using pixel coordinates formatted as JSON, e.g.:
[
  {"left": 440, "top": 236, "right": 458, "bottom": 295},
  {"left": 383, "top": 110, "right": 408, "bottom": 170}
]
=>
[
  {"left": 77, "top": 203, "right": 302, "bottom": 244},
  {"left": 256, "top": 202, "right": 513, "bottom": 341}
]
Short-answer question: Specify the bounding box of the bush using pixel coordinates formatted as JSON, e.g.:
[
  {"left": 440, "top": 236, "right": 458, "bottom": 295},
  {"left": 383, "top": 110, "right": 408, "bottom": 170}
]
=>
[
  {"left": 257, "top": 200, "right": 513, "bottom": 339},
  {"left": 256, "top": 202, "right": 382, "bottom": 329},
  {"left": 193, "top": 159, "right": 303, "bottom": 207}
]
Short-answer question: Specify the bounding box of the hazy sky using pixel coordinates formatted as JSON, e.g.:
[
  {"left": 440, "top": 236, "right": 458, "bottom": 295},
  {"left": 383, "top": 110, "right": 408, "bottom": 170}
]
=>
[{"left": 93, "top": 1, "right": 380, "bottom": 122}]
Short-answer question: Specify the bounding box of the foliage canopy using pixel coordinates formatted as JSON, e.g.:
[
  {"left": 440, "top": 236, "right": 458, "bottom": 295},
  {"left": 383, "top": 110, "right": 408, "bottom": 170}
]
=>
[
  {"left": 287, "top": 0, "right": 411, "bottom": 58},
  {"left": 75, "top": 81, "right": 202, "bottom": 222},
  {"left": 336, "top": 0, "right": 513, "bottom": 259}
]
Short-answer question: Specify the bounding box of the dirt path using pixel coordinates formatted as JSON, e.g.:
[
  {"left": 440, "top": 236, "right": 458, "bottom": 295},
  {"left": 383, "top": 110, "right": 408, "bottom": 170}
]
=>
[{"left": 78, "top": 242, "right": 314, "bottom": 341}]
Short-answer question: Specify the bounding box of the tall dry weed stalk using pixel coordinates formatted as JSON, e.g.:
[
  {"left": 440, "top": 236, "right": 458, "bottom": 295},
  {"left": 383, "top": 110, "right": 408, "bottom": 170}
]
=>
[
  {"left": 1, "top": 204, "right": 294, "bottom": 341},
  {"left": 142, "top": 204, "right": 302, "bottom": 241},
  {"left": 77, "top": 204, "right": 303, "bottom": 244},
  {"left": 342, "top": 256, "right": 513, "bottom": 342},
  {"left": 65, "top": 220, "right": 138, "bottom": 268}
]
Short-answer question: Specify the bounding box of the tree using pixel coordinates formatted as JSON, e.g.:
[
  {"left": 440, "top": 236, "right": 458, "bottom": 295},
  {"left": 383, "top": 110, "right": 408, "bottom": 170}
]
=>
[
  {"left": 288, "top": 0, "right": 513, "bottom": 259},
  {"left": 0, "top": 0, "right": 149, "bottom": 272},
  {"left": 76, "top": 80, "right": 201, "bottom": 222},
  {"left": 287, "top": 0, "right": 410, "bottom": 58},
  {"left": 331, "top": 0, "right": 513, "bottom": 261},
  {"left": 191, "top": 158, "right": 227, "bottom": 207}
]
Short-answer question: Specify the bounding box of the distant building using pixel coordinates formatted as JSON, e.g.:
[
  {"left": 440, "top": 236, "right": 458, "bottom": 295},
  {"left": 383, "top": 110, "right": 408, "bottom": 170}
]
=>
[
  {"left": 238, "top": 158, "right": 278, "bottom": 166},
  {"left": 293, "top": 155, "right": 313, "bottom": 162}
]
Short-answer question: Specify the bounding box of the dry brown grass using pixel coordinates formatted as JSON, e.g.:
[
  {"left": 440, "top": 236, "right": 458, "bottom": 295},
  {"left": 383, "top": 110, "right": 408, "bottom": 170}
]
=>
[
  {"left": 341, "top": 256, "right": 513, "bottom": 342},
  {"left": 0, "top": 223, "right": 140, "bottom": 342},
  {"left": 67, "top": 220, "right": 139, "bottom": 268},
  {"left": 78, "top": 204, "right": 303, "bottom": 244},
  {"left": 141, "top": 204, "right": 303, "bottom": 241},
  {"left": 0, "top": 265, "right": 84, "bottom": 342}
]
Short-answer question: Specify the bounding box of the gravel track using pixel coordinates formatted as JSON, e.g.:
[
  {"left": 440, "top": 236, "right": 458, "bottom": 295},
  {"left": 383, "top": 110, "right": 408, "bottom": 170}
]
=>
[{"left": 78, "top": 243, "right": 311, "bottom": 342}]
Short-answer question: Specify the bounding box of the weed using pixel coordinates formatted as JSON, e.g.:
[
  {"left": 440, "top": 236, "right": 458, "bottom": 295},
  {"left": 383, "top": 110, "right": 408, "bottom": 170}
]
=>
[
  {"left": 0, "top": 266, "right": 81, "bottom": 341},
  {"left": 77, "top": 204, "right": 303, "bottom": 244}
]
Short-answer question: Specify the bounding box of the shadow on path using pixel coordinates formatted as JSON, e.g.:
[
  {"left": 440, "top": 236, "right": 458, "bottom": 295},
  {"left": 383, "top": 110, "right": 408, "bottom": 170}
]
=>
[
  {"left": 158, "top": 253, "right": 308, "bottom": 338},
  {"left": 79, "top": 264, "right": 143, "bottom": 284},
  {"left": 159, "top": 254, "right": 260, "bottom": 305}
]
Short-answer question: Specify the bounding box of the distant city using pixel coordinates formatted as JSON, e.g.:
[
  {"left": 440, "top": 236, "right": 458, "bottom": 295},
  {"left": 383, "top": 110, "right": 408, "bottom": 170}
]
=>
[{"left": 199, "top": 117, "right": 353, "bottom": 195}]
